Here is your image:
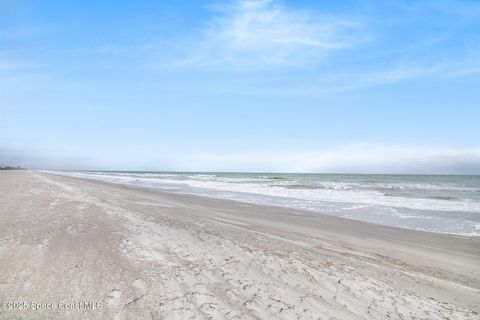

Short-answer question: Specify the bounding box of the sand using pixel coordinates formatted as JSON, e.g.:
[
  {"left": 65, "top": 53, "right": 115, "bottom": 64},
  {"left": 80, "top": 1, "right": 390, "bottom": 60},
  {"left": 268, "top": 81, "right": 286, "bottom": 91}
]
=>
[{"left": 0, "top": 170, "right": 479, "bottom": 319}]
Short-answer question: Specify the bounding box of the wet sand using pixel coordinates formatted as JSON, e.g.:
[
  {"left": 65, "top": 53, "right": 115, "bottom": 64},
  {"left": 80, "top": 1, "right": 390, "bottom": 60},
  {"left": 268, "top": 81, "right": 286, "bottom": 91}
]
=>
[{"left": 0, "top": 171, "right": 479, "bottom": 319}]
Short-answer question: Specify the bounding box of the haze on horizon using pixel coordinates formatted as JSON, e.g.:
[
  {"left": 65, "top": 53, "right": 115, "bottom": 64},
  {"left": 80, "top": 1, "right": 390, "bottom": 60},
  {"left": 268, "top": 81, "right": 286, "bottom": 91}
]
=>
[{"left": 1, "top": 0, "right": 480, "bottom": 174}]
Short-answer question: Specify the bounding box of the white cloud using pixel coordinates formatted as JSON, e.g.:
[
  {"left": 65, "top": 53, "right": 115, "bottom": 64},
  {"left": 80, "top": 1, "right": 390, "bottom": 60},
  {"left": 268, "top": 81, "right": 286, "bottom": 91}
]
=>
[
  {"left": 293, "top": 145, "right": 480, "bottom": 174},
  {"left": 192, "top": 144, "right": 480, "bottom": 174},
  {"left": 180, "top": 0, "right": 362, "bottom": 67}
]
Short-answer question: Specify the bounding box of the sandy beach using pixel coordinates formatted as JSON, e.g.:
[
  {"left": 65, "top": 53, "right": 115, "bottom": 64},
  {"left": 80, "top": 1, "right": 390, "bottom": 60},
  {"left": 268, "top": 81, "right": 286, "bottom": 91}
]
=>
[{"left": 0, "top": 170, "right": 479, "bottom": 319}]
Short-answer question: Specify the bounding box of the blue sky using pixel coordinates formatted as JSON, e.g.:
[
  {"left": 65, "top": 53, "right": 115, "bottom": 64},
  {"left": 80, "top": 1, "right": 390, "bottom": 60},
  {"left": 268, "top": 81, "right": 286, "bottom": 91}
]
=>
[{"left": 1, "top": 0, "right": 480, "bottom": 173}]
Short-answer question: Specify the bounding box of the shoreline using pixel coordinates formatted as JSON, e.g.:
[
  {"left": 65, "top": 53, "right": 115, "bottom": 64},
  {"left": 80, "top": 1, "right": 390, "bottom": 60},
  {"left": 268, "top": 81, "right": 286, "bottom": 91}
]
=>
[
  {"left": 1, "top": 170, "right": 479, "bottom": 319},
  {"left": 46, "top": 170, "right": 480, "bottom": 237},
  {"left": 46, "top": 169, "right": 480, "bottom": 240}
]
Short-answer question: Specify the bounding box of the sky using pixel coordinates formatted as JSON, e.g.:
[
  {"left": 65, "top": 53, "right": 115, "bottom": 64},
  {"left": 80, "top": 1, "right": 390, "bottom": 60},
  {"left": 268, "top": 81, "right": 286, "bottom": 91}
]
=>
[{"left": 1, "top": 0, "right": 480, "bottom": 173}]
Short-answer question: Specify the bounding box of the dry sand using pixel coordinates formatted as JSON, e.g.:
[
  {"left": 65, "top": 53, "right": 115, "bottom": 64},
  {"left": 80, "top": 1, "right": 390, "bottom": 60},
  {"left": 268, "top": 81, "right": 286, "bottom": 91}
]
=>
[{"left": 0, "top": 170, "right": 479, "bottom": 319}]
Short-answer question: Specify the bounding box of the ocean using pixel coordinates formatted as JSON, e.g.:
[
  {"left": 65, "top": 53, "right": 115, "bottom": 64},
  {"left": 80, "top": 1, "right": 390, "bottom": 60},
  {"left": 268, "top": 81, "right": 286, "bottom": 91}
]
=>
[{"left": 58, "top": 171, "right": 480, "bottom": 236}]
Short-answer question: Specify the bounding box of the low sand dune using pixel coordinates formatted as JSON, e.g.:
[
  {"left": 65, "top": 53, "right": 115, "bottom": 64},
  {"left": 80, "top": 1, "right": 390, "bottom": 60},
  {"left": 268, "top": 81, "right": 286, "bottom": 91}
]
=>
[{"left": 0, "top": 171, "right": 479, "bottom": 319}]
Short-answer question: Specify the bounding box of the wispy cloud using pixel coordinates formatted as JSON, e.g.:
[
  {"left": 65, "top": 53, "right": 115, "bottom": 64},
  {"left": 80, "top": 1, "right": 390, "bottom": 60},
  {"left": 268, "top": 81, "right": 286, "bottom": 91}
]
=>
[
  {"left": 178, "top": 0, "right": 363, "bottom": 67},
  {"left": 160, "top": 0, "right": 480, "bottom": 94}
]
